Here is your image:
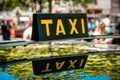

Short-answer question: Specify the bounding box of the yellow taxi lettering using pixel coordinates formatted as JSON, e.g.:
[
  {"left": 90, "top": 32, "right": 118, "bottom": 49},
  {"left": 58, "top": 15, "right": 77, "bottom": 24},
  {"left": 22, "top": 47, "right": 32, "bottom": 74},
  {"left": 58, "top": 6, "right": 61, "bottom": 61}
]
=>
[
  {"left": 79, "top": 59, "right": 84, "bottom": 67},
  {"left": 69, "top": 19, "right": 79, "bottom": 34},
  {"left": 41, "top": 20, "right": 53, "bottom": 36},
  {"left": 56, "top": 19, "right": 66, "bottom": 35},
  {"left": 81, "top": 18, "right": 85, "bottom": 34},
  {"left": 68, "top": 60, "right": 77, "bottom": 68},
  {"left": 41, "top": 63, "right": 52, "bottom": 72},
  {"left": 56, "top": 61, "right": 65, "bottom": 70}
]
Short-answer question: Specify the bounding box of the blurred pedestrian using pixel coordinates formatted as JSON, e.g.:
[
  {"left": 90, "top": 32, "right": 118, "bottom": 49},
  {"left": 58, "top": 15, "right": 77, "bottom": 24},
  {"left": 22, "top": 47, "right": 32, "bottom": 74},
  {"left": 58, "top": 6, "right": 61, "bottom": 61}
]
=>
[
  {"left": 93, "top": 22, "right": 120, "bottom": 44},
  {"left": 1, "top": 20, "right": 10, "bottom": 40},
  {"left": 88, "top": 18, "right": 97, "bottom": 35},
  {"left": 92, "top": 21, "right": 120, "bottom": 44},
  {"left": 23, "top": 20, "right": 32, "bottom": 41},
  {"left": 92, "top": 20, "right": 106, "bottom": 43},
  {"left": 111, "top": 22, "right": 120, "bottom": 45},
  {"left": 101, "top": 15, "right": 111, "bottom": 34},
  {"left": 23, "top": 27, "right": 32, "bottom": 41}
]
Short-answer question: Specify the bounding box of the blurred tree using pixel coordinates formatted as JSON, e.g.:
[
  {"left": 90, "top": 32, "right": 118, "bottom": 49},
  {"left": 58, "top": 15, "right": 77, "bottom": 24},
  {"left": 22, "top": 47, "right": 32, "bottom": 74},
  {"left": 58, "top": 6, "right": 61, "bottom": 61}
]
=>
[
  {"left": 75, "top": 0, "right": 93, "bottom": 8},
  {"left": 0, "top": 0, "right": 33, "bottom": 11},
  {"left": 37, "top": 0, "right": 52, "bottom": 13},
  {"left": 48, "top": 0, "right": 52, "bottom": 13},
  {"left": 0, "top": 0, "right": 93, "bottom": 12},
  {"left": 38, "top": 0, "right": 42, "bottom": 12},
  {"left": 65, "top": 0, "right": 93, "bottom": 9},
  {"left": 33, "top": 0, "right": 37, "bottom": 13}
]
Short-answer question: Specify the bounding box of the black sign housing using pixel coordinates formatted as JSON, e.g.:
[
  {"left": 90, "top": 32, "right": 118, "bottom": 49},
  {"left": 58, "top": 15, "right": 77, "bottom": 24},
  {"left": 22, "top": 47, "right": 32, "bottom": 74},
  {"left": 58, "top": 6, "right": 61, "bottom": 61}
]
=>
[
  {"left": 32, "top": 13, "right": 88, "bottom": 41},
  {"left": 32, "top": 54, "right": 88, "bottom": 75}
]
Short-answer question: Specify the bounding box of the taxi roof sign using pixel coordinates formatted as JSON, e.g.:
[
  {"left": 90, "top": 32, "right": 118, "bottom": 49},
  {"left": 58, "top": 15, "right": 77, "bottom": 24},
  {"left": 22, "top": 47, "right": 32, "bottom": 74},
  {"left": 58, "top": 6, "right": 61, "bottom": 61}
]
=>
[{"left": 32, "top": 13, "right": 88, "bottom": 41}]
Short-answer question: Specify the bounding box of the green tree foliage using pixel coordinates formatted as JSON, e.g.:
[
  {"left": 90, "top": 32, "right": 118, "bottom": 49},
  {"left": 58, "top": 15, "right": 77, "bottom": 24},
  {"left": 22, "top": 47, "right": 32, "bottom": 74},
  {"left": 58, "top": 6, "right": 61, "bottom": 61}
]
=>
[
  {"left": 0, "top": 0, "right": 93, "bottom": 12},
  {"left": 75, "top": 0, "right": 93, "bottom": 8},
  {"left": 0, "top": 0, "right": 33, "bottom": 11},
  {"left": 65, "top": 0, "right": 93, "bottom": 8}
]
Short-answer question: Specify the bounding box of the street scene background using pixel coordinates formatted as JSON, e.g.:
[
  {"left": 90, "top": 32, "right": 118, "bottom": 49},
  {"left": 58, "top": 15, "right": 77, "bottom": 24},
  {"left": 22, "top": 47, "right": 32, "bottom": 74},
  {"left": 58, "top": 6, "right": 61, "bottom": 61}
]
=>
[{"left": 0, "top": 0, "right": 120, "bottom": 80}]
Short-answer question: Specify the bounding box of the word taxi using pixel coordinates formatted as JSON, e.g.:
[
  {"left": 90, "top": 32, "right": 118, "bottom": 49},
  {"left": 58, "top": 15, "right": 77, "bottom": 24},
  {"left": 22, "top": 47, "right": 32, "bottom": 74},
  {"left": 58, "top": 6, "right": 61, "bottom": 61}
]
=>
[{"left": 32, "top": 13, "right": 88, "bottom": 41}]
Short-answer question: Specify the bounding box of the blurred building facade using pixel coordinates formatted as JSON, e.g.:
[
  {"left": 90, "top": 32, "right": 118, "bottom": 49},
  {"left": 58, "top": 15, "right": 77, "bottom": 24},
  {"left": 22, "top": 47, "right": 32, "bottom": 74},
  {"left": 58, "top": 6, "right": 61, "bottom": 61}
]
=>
[
  {"left": 96, "top": 0, "right": 120, "bottom": 15},
  {"left": 0, "top": 0, "right": 120, "bottom": 21},
  {"left": 87, "top": 0, "right": 120, "bottom": 14}
]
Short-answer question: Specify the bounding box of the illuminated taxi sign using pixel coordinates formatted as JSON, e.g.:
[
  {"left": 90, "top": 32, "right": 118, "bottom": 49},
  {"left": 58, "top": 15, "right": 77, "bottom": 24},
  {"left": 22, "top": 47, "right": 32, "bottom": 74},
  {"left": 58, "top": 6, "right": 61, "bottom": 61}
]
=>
[
  {"left": 32, "top": 13, "right": 88, "bottom": 41},
  {"left": 32, "top": 54, "right": 88, "bottom": 75}
]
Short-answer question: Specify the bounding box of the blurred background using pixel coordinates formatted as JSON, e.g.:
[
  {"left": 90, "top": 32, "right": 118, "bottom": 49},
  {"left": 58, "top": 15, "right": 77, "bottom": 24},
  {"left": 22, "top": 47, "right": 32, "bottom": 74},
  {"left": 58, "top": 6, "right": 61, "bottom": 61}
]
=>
[
  {"left": 0, "top": 0, "right": 120, "bottom": 80},
  {"left": 0, "top": 0, "right": 120, "bottom": 41}
]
